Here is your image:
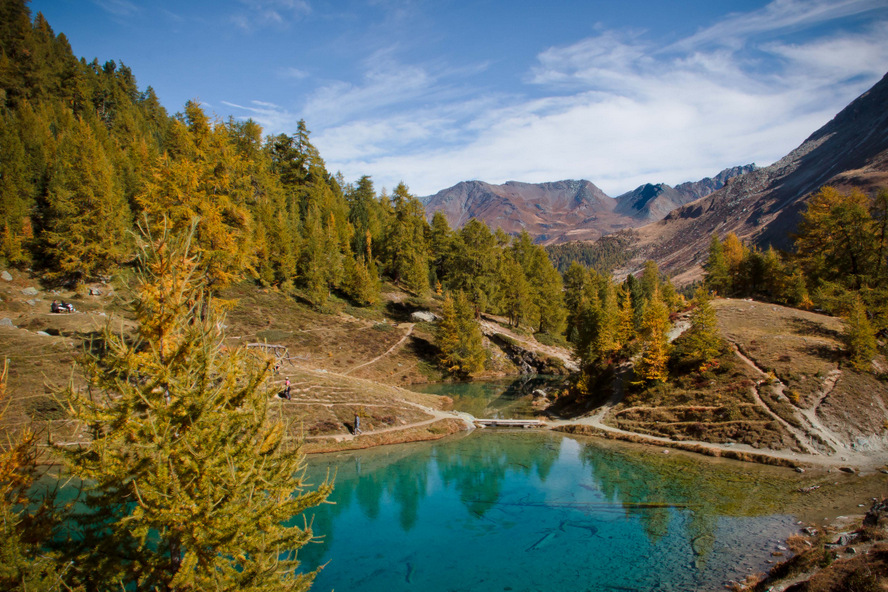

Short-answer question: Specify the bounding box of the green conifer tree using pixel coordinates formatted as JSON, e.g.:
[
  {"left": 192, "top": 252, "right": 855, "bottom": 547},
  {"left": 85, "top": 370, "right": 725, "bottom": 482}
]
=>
[
  {"left": 58, "top": 223, "right": 331, "bottom": 591},
  {"left": 436, "top": 291, "right": 486, "bottom": 378},
  {"left": 684, "top": 286, "right": 723, "bottom": 371},
  {"left": 846, "top": 295, "right": 877, "bottom": 371},
  {"left": 704, "top": 233, "right": 730, "bottom": 295},
  {"left": 638, "top": 287, "right": 671, "bottom": 383}
]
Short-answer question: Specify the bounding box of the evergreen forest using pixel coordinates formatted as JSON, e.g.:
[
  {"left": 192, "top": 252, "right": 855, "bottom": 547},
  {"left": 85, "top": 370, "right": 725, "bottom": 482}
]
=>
[{"left": 2, "top": 1, "right": 888, "bottom": 590}]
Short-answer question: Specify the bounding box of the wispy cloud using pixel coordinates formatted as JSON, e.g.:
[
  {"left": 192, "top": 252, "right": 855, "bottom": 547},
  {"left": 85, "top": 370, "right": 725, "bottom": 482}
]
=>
[
  {"left": 222, "top": 100, "right": 301, "bottom": 134},
  {"left": 673, "top": 0, "right": 887, "bottom": 50},
  {"left": 280, "top": 66, "right": 309, "bottom": 80},
  {"left": 302, "top": 49, "right": 439, "bottom": 126},
  {"left": 92, "top": 0, "right": 140, "bottom": 18},
  {"left": 229, "top": 0, "right": 888, "bottom": 196},
  {"left": 231, "top": 0, "right": 311, "bottom": 31}
]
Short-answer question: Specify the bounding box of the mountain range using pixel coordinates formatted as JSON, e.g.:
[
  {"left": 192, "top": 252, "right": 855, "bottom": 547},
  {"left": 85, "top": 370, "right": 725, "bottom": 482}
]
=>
[
  {"left": 621, "top": 70, "right": 888, "bottom": 284},
  {"left": 422, "top": 166, "right": 756, "bottom": 245},
  {"left": 423, "top": 71, "right": 888, "bottom": 284}
]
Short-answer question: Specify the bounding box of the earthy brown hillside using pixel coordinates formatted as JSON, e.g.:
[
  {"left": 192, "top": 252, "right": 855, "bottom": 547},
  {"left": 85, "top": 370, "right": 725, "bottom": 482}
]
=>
[
  {"left": 3, "top": 263, "right": 886, "bottom": 471},
  {"left": 615, "top": 71, "right": 888, "bottom": 284},
  {"left": 422, "top": 167, "right": 751, "bottom": 245},
  {"left": 555, "top": 298, "right": 888, "bottom": 472},
  {"left": 0, "top": 268, "right": 571, "bottom": 454}
]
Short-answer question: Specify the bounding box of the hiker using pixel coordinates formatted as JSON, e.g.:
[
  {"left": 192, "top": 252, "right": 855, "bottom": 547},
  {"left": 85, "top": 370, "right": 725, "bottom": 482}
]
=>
[
  {"left": 61, "top": 301, "right": 75, "bottom": 312},
  {"left": 284, "top": 378, "right": 291, "bottom": 400},
  {"left": 354, "top": 413, "right": 361, "bottom": 435},
  {"left": 51, "top": 300, "right": 61, "bottom": 313}
]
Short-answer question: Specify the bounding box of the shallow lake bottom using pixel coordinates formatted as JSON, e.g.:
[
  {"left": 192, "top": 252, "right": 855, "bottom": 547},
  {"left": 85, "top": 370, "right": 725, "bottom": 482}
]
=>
[{"left": 301, "top": 430, "right": 802, "bottom": 592}]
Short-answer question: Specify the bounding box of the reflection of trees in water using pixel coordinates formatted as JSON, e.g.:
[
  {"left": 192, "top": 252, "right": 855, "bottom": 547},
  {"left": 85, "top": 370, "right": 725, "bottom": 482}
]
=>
[
  {"left": 577, "top": 441, "right": 792, "bottom": 557},
  {"left": 436, "top": 433, "right": 561, "bottom": 517},
  {"left": 414, "top": 375, "right": 566, "bottom": 419},
  {"left": 301, "top": 446, "right": 435, "bottom": 564}
]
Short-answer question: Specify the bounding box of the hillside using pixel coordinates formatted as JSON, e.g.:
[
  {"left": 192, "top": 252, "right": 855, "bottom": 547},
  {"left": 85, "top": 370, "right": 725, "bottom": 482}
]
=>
[
  {"left": 555, "top": 298, "right": 888, "bottom": 471},
  {"left": 422, "top": 166, "right": 753, "bottom": 245},
  {"left": 0, "top": 267, "right": 575, "bottom": 454},
  {"left": 614, "top": 71, "right": 888, "bottom": 283}
]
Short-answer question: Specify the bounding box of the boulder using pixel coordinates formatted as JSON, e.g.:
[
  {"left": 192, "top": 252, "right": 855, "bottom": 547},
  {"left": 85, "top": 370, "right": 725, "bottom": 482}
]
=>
[
  {"left": 21, "top": 287, "right": 38, "bottom": 296},
  {"left": 1, "top": 270, "right": 12, "bottom": 281},
  {"left": 0, "top": 318, "right": 13, "bottom": 327},
  {"left": 410, "top": 311, "right": 438, "bottom": 323}
]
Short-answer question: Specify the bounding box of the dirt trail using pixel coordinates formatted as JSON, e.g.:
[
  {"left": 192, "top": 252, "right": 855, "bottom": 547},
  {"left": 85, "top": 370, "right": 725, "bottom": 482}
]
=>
[
  {"left": 343, "top": 323, "right": 414, "bottom": 375},
  {"left": 545, "top": 317, "right": 887, "bottom": 471},
  {"left": 798, "top": 369, "right": 847, "bottom": 453},
  {"left": 730, "top": 344, "right": 821, "bottom": 455}
]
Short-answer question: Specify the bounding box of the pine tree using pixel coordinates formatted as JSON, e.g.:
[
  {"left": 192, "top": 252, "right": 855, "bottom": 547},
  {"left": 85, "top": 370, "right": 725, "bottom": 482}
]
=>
[
  {"left": 58, "top": 224, "right": 331, "bottom": 591},
  {"left": 500, "top": 255, "right": 531, "bottom": 328}
]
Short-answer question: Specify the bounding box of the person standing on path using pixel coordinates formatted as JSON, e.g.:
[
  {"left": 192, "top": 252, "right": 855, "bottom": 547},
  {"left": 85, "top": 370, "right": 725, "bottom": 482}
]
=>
[
  {"left": 284, "top": 378, "right": 291, "bottom": 400},
  {"left": 354, "top": 413, "right": 361, "bottom": 435}
]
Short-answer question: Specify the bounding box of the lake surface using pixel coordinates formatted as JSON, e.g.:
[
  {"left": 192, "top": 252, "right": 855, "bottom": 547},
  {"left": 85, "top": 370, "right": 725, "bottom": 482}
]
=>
[
  {"left": 410, "top": 375, "right": 566, "bottom": 419},
  {"left": 301, "top": 430, "right": 803, "bottom": 592}
]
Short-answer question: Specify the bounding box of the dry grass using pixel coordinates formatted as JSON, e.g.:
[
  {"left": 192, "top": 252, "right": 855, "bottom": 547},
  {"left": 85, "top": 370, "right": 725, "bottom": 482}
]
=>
[
  {"left": 611, "top": 338, "right": 796, "bottom": 449},
  {"left": 0, "top": 271, "right": 464, "bottom": 454},
  {"left": 713, "top": 299, "right": 845, "bottom": 406}
]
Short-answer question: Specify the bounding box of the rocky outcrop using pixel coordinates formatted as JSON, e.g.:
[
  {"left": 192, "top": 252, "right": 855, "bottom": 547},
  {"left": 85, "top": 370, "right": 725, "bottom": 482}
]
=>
[{"left": 485, "top": 332, "right": 569, "bottom": 375}]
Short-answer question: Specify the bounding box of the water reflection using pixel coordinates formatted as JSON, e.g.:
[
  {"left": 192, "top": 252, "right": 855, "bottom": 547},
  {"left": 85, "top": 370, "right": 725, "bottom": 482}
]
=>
[
  {"left": 410, "top": 375, "right": 565, "bottom": 419},
  {"left": 302, "top": 431, "right": 807, "bottom": 591}
]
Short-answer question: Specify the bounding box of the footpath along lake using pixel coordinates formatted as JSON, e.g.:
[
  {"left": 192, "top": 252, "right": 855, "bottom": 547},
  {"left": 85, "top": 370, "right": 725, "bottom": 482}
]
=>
[{"left": 300, "top": 430, "right": 812, "bottom": 592}]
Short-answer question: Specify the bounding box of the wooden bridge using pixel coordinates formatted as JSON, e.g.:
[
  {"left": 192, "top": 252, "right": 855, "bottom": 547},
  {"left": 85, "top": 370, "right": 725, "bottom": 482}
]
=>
[{"left": 474, "top": 418, "right": 545, "bottom": 428}]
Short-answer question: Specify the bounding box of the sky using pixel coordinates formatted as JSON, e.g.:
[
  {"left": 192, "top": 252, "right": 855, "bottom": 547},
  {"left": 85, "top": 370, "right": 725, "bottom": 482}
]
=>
[{"left": 30, "top": 0, "right": 888, "bottom": 197}]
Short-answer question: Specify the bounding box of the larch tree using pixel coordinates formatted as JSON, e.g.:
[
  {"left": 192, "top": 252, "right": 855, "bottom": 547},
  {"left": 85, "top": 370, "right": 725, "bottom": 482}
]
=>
[
  {"left": 704, "top": 233, "right": 729, "bottom": 295},
  {"left": 845, "top": 295, "right": 877, "bottom": 371},
  {"left": 436, "top": 291, "right": 486, "bottom": 378},
  {"left": 39, "top": 118, "right": 131, "bottom": 285},
  {"left": 684, "top": 286, "right": 723, "bottom": 371},
  {"left": 0, "top": 360, "right": 61, "bottom": 592},
  {"left": 58, "top": 223, "right": 331, "bottom": 592},
  {"left": 137, "top": 101, "right": 255, "bottom": 290},
  {"left": 637, "top": 287, "right": 671, "bottom": 384}
]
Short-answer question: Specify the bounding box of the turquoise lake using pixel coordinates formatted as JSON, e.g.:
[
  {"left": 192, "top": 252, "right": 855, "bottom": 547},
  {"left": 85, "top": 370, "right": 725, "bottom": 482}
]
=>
[{"left": 300, "top": 430, "right": 803, "bottom": 592}]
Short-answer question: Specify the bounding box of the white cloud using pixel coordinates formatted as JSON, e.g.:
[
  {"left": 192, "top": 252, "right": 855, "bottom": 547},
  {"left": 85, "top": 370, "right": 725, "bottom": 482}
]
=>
[
  {"left": 228, "top": 0, "right": 888, "bottom": 196},
  {"left": 280, "top": 66, "right": 309, "bottom": 80},
  {"left": 221, "top": 100, "right": 301, "bottom": 134},
  {"left": 302, "top": 50, "right": 438, "bottom": 126},
  {"left": 672, "top": 0, "right": 887, "bottom": 50},
  {"left": 231, "top": 0, "right": 311, "bottom": 31},
  {"left": 92, "top": 0, "right": 139, "bottom": 18}
]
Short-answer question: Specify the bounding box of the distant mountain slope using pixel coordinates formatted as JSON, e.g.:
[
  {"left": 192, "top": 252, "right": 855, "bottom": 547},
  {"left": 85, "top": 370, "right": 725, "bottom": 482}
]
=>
[
  {"left": 423, "top": 167, "right": 752, "bottom": 244},
  {"left": 615, "top": 71, "right": 888, "bottom": 284},
  {"left": 614, "top": 165, "right": 757, "bottom": 222},
  {"left": 423, "top": 179, "right": 627, "bottom": 244}
]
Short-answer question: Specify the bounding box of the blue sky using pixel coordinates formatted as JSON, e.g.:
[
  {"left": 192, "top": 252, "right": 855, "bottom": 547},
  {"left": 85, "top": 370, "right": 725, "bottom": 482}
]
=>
[{"left": 31, "top": 0, "right": 888, "bottom": 197}]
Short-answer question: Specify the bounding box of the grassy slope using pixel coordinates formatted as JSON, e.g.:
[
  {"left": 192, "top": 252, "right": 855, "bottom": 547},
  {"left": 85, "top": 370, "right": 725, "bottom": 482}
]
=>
[
  {"left": 590, "top": 298, "right": 888, "bottom": 468},
  {"left": 0, "top": 270, "right": 539, "bottom": 455}
]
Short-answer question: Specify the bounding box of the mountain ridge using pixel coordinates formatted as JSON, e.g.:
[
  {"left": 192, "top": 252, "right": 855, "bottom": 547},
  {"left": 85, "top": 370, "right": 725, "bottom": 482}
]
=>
[
  {"left": 618, "top": 71, "right": 888, "bottom": 284},
  {"left": 422, "top": 165, "right": 754, "bottom": 244}
]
